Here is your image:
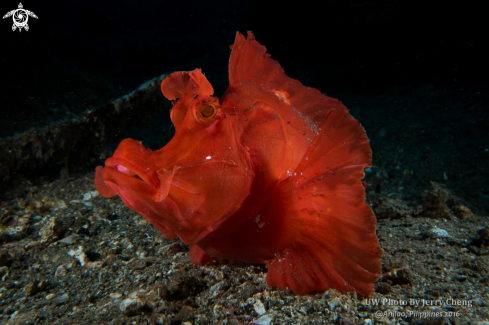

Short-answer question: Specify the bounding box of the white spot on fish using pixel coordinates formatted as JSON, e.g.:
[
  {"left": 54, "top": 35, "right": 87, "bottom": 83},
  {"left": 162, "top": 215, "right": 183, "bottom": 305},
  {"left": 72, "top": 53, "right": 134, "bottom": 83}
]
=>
[
  {"left": 116, "top": 165, "right": 131, "bottom": 174},
  {"left": 258, "top": 223, "right": 265, "bottom": 228},
  {"left": 255, "top": 215, "right": 261, "bottom": 223},
  {"left": 271, "top": 89, "right": 291, "bottom": 105},
  {"left": 206, "top": 156, "right": 211, "bottom": 160},
  {"left": 306, "top": 157, "right": 309, "bottom": 160}
]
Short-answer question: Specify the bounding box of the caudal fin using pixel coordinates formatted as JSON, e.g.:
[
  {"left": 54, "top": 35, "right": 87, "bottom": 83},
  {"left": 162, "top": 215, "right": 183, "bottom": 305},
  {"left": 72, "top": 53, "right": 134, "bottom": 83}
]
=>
[{"left": 264, "top": 109, "right": 382, "bottom": 297}]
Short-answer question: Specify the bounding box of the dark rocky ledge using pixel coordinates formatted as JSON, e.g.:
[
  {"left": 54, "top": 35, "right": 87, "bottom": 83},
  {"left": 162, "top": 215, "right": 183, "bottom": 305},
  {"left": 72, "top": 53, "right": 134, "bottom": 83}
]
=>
[{"left": 0, "top": 74, "right": 167, "bottom": 191}]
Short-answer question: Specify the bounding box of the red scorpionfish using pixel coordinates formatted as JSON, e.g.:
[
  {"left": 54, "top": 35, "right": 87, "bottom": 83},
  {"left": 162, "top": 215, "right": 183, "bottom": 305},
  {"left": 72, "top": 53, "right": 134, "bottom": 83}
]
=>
[{"left": 95, "top": 31, "right": 382, "bottom": 297}]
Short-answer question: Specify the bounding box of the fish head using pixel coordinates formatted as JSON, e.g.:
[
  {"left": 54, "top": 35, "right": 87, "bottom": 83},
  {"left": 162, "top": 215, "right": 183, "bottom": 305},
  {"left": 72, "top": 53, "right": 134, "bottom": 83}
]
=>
[{"left": 95, "top": 69, "right": 253, "bottom": 244}]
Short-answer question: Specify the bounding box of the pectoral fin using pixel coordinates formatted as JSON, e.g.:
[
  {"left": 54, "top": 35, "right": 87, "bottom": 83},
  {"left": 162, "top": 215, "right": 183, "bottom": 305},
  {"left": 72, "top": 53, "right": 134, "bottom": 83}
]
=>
[{"left": 263, "top": 109, "right": 381, "bottom": 297}]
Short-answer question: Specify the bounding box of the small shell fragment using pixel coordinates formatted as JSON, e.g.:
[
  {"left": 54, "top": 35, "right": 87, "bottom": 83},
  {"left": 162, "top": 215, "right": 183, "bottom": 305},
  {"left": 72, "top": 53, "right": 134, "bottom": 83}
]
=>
[
  {"left": 120, "top": 297, "right": 144, "bottom": 316},
  {"left": 58, "top": 234, "right": 78, "bottom": 245},
  {"left": 55, "top": 265, "right": 68, "bottom": 278},
  {"left": 253, "top": 298, "right": 266, "bottom": 315},
  {"left": 110, "top": 292, "right": 123, "bottom": 299},
  {"left": 252, "top": 314, "right": 273, "bottom": 325},
  {"left": 82, "top": 191, "right": 99, "bottom": 201},
  {"left": 431, "top": 227, "right": 449, "bottom": 237},
  {"left": 45, "top": 293, "right": 55, "bottom": 300},
  {"left": 67, "top": 246, "right": 87, "bottom": 266}
]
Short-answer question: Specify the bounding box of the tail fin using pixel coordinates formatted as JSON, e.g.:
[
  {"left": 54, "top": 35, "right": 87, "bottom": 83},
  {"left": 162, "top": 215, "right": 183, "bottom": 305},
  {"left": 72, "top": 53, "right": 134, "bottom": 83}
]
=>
[{"left": 264, "top": 109, "right": 381, "bottom": 297}]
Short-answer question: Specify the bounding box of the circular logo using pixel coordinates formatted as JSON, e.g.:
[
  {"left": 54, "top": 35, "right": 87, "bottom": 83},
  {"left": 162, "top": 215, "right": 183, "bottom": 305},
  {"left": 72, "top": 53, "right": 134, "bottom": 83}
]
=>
[
  {"left": 2, "top": 3, "right": 38, "bottom": 32},
  {"left": 13, "top": 9, "right": 28, "bottom": 28}
]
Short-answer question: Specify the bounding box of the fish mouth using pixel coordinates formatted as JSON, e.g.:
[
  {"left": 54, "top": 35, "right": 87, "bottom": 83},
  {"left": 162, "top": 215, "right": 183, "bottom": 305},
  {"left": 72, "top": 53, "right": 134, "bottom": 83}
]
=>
[
  {"left": 96, "top": 138, "right": 164, "bottom": 196},
  {"left": 95, "top": 139, "right": 253, "bottom": 246},
  {"left": 106, "top": 158, "right": 158, "bottom": 188},
  {"left": 96, "top": 156, "right": 209, "bottom": 243},
  {"left": 104, "top": 156, "right": 187, "bottom": 207}
]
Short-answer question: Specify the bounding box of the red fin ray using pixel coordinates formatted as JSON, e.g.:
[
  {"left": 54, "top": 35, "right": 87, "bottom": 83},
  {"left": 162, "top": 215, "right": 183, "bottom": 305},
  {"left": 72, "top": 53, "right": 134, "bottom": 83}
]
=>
[
  {"left": 229, "top": 31, "right": 347, "bottom": 129},
  {"left": 265, "top": 200, "right": 381, "bottom": 296},
  {"left": 262, "top": 109, "right": 380, "bottom": 297},
  {"left": 275, "top": 169, "right": 380, "bottom": 296},
  {"left": 294, "top": 109, "right": 371, "bottom": 182},
  {"left": 266, "top": 246, "right": 353, "bottom": 295},
  {"left": 295, "top": 167, "right": 376, "bottom": 228}
]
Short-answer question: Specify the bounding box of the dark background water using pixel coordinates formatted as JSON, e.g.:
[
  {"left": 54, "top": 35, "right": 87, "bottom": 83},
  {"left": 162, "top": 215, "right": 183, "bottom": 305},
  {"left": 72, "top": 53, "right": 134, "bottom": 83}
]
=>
[
  {"left": 1, "top": 0, "right": 488, "bottom": 212},
  {"left": 2, "top": 0, "right": 486, "bottom": 134}
]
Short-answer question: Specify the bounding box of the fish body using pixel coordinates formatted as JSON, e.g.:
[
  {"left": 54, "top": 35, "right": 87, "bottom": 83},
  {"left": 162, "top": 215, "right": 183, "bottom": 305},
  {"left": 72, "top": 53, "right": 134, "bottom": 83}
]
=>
[{"left": 95, "top": 32, "right": 382, "bottom": 297}]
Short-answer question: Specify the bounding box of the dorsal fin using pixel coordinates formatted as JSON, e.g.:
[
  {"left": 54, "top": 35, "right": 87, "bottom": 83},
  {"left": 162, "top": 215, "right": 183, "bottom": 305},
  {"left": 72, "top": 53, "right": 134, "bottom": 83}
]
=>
[{"left": 228, "top": 31, "right": 347, "bottom": 128}]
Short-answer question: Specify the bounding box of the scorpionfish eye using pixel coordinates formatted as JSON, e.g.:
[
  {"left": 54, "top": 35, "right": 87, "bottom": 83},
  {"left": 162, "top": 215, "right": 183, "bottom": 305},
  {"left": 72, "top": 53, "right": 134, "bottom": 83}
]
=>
[
  {"left": 201, "top": 104, "right": 216, "bottom": 118},
  {"left": 193, "top": 99, "right": 220, "bottom": 125}
]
